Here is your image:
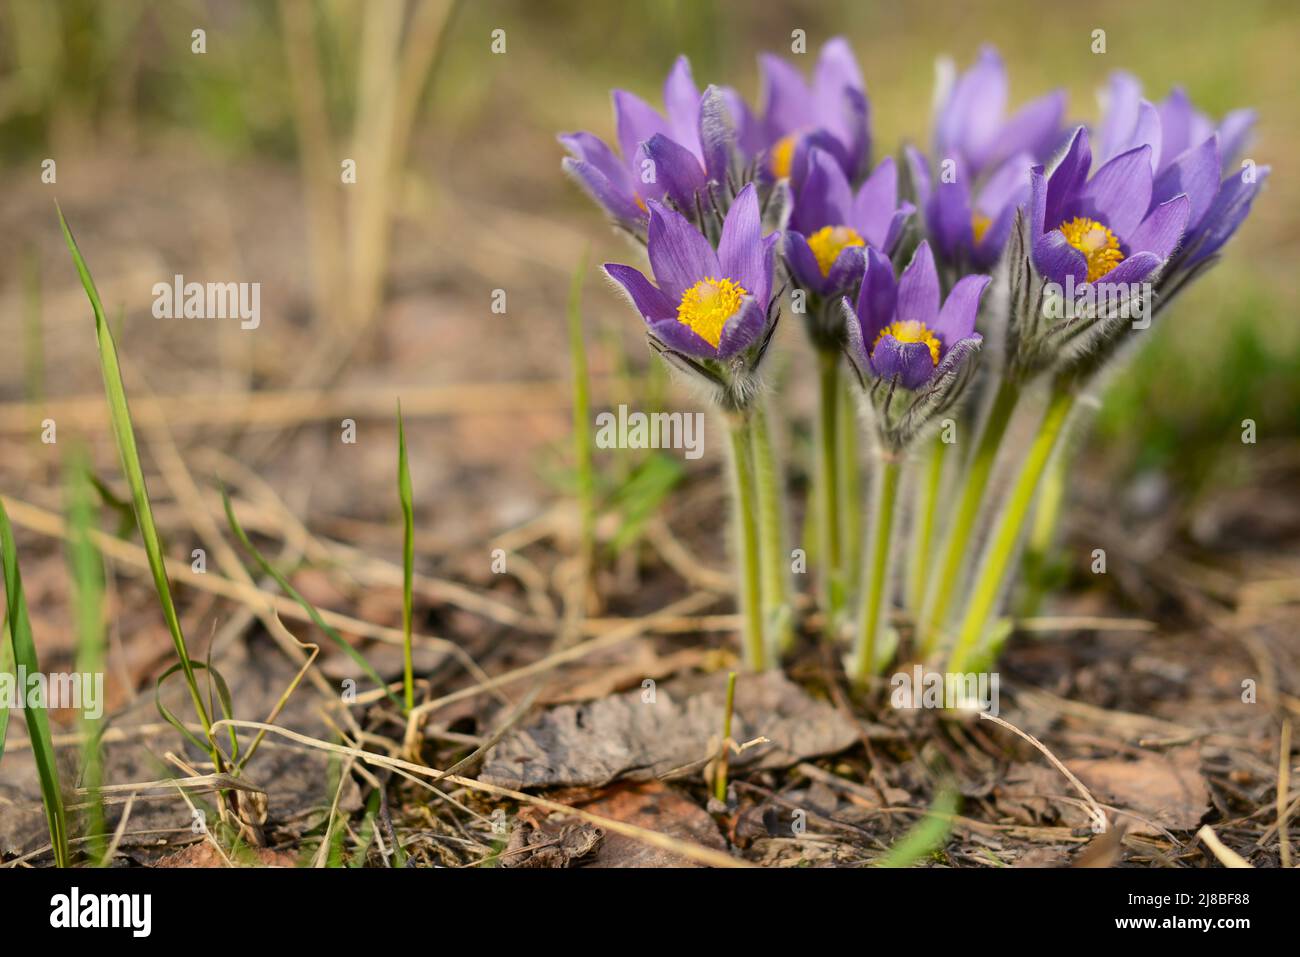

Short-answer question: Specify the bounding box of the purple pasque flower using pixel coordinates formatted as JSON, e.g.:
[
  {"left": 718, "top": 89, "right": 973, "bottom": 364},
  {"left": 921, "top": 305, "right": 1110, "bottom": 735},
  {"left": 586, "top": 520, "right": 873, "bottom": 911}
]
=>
[
  {"left": 906, "top": 47, "right": 1063, "bottom": 274},
  {"left": 1029, "top": 126, "right": 1191, "bottom": 290},
  {"left": 759, "top": 37, "right": 869, "bottom": 190},
  {"left": 1096, "top": 72, "right": 1267, "bottom": 268},
  {"left": 933, "top": 46, "right": 1065, "bottom": 179},
  {"left": 844, "top": 242, "right": 989, "bottom": 391},
  {"left": 560, "top": 56, "right": 740, "bottom": 234},
  {"left": 785, "top": 148, "right": 913, "bottom": 298},
  {"left": 905, "top": 145, "right": 1030, "bottom": 272},
  {"left": 603, "top": 183, "right": 778, "bottom": 364}
]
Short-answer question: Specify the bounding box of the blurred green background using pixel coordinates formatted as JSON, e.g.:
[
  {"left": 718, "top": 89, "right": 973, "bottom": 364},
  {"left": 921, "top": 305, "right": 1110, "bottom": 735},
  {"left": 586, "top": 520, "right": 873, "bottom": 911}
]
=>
[{"left": 1, "top": 0, "right": 1295, "bottom": 495}]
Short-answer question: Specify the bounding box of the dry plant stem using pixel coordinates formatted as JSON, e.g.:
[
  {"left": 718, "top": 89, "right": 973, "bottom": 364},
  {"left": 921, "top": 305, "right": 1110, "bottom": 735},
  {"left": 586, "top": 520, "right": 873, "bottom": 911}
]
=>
[
  {"left": 714, "top": 671, "right": 738, "bottom": 803},
  {"left": 919, "top": 376, "right": 1022, "bottom": 656},
  {"left": 1279, "top": 719, "right": 1293, "bottom": 869},
  {"left": 816, "top": 349, "right": 845, "bottom": 634},
  {"left": 947, "top": 378, "right": 1077, "bottom": 675},
  {"left": 210, "top": 719, "right": 748, "bottom": 869},
  {"left": 727, "top": 412, "right": 767, "bottom": 671},
  {"left": 750, "top": 399, "right": 792, "bottom": 652},
  {"left": 853, "top": 453, "right": 901, "bottom": 683}
]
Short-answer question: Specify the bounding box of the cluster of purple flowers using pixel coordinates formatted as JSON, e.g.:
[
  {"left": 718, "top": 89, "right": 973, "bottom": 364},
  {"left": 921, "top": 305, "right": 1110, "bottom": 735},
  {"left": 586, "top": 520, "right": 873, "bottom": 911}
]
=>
[
  {"left": 559, "top": 38, "right": 1266, "bottom": 675},
  {"left": 564, "top": 39, "right": 1264, "bottom": 422}
]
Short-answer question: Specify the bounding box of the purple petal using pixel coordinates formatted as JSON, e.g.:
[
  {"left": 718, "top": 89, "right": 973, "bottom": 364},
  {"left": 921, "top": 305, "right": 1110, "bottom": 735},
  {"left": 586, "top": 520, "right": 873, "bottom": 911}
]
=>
[
  {"left": 904, "top": 145, "right": 932, "bottom": 207},
  {"left": 928, "top": 163, "right": 974, "bottom": 262},
  {"left": 698, "top": 85, "right": 737, "bottom": 182},
  {"left": 1045, "top": 127, "right": 1092, "bottom": 229},
  {"left": 1096, "top": 251, "right": 1160, "bottom": 288},
  {"left": 1187, "top": 166, "right": 1269, "bottom": 264},
  {"left": 1097, "top": 72, "right": 1143, "bottom": 165},
  {"left": 723, "top": 87, "right": 763, "bottom": 159},
  {"left": 881, "top": 203, "right": 914, "bottom": 255},
  {"left": 937, "top": 46, "right": 1007, "bottom": 173},
  {"left": 852, "top": 156, "right": 899, "bottom": 246},
  {"left": 662, "top": 56, "right": 702, "bottom": 159},
  {"left": 791, "top": 146, "right": 852, "bottom": 234},
  {"left": 716, "top": 297, "right": 767, "bottom": 358},
  {"left": 1157, "top": 88, "right": 1195, "bottom": 164},
  {"left": 933, "top": 274, "right": 991, "bottom": 343},
  {"left": 1215, "top": 109, "right": 1256, "bottom": 170},
  {"left": 647, "top": 316, "right": 717, "bottom": 358},
  {"left": 646, "top": 201, "right": 719, "bottom": 301},
  {"left": 855, "top": 246, "right": 898, "bottom": 344},
  {"left": 604, "top": 263, "right": 675, "bottom": 321},
  {"left": 1153, "top": 136, "right": 1220, "bottom": 231},
  {"left": 1076, "top": 145, "right": 1153, "bottom": 239},
  {"left": 639, "top": 134, "right": 706, "bottom": 212},
  {"left": 613, "top": 89, "right": 669, "bottom": 165},
  {"left": 896, "top": 241, "right": 940, "bottom": 326},
  {"left": 785, "top": 230, "right": 830, "bottom": 295},
  {"left": 759, "top": 52, "right": 811, "bottom": 141},
  {"left": 562, "top": 157, "right": 644, "bottom": 225},
  {"left": 559, "top": 132, "right": 633, "bottom": 191},
  {"left": 870, "top": 336, "right": 938, "bottom": 389},
  {"left": 976, "top": 153, "right": 1032, "bottom": 216},
  {"left": 990, "top": 90, "right": 1065, "bottom": 168},
  {"left": 1031, "top": 168, "right": 1087, "bottom": 286},
  {"left": 718, "top": 184, "right": 766, "bottom": 301},
  {"left": 823, "top": 244, "right": 867, "bottom": 296}
]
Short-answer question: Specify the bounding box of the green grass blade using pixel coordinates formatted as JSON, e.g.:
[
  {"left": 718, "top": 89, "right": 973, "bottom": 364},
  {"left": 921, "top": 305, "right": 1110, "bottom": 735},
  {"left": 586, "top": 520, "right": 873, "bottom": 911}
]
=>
[
  {"left": 65, "top": 445, "right": 108, "bottom": 863},
  {"left": 1, "top": 500, "right": 71, "bottom": 866},
  {"left": 877, "top": 787, "right": 958, "bottom": 868},
  {"left": 56, "top": 204, "right": 215, "bottom": 749},
  {"left": 0, "top": 605, "right": 12, "bottom": 765},
  {"left": 396, "top": 401, "right": 415, "bottom": 712},
  {"left": 220, "top": 489, "right": 401, "bottom": 708}
]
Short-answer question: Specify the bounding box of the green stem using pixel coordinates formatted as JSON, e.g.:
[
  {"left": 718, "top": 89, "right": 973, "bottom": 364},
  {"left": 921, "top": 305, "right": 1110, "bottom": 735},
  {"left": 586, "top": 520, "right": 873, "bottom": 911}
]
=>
[
  {"left": 1017, "top": 442, "right": 1071, "bottom": 618},
  {"left": 908, "top": 437, "right": 948, "bottom": 616},
  {"left": 714, "top": 671, "right": 737, "bottom": 802},
  {"left": 727, "top": 414, "right": 767, "bottom": 671},
  {"left": 750, "top": 399, "right": 792, "bottom": 653},
  {"left": 947, "top": 379, "right": 1077, "bottom": 674},
  {"left": 917, "top": 377, "right": 1021, "bottom": 656},
  {"left": 838, "top": 376, "right": 863, "bottom": 594},
  {"left": 816, "top": 349, "right": 844, "bottom": 635},
  {"left": 853, "top": 456, "right": 902, "bottom": 684}
]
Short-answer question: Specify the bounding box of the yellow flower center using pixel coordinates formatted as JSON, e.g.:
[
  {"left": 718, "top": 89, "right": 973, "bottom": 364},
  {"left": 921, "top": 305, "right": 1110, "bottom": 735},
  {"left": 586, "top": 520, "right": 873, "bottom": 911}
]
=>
[
  {"left": 1058, "top": 216, "right": 1125, "bottom": 282},
  {"left": 677, "top": 277, "right": 749, "bottom": 349},
  {"left": 770, "top": 134, "right": 797, "bottom": 179},
  {"left": 807, "top": 225, "right": 866, "bottom": 276},
  {"left": 872, "top": 320, "right": 941, "bottom": 366},
  {"left": 971, "top": 213, "right": 992, "bottom": 246}
]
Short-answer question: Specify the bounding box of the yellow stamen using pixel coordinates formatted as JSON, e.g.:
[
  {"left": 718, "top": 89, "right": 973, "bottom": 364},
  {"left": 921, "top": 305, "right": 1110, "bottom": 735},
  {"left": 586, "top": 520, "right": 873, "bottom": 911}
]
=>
[
  {"left": 872, "top": 320, "right": 941, "bottom": 366},
  {"left": 807, "top": 225, "right": 866, "bottom": 276},
  {"left": 677, "top": 276, "right": 748, "bottom": 349},
  {"left": 1058, "top": 216, "right": 1125, "bottom": 282},
  {"left": 771, "top": 134, "right": 797, "bottom": 179},
  {"left": 634, "top": 194, "right": 647, "bottom": 213},
  {"left": 971, "top": 212, "right": 992, "bottom": 246}
]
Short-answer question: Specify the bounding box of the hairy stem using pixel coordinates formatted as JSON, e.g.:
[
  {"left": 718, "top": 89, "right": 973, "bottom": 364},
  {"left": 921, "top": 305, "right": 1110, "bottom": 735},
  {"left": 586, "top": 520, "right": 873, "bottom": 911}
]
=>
[
  {"left": 853, "top": 455, "right": 901, "bottom": 684},
  {"left": 947, "top": 379, "right": 1077, "bottom": 674},
  {"left": 750, "top": 399, "right": 792, "bottom": 653},
  {"left": 816, "top": 349, "right": 844, "bottom": 636},
  {"left": 727, "top": 414, "right": 767, "bottom": 671},
  {"left": 917, "top": 377, "right": 1021, "bottom": 656},
  {"left": 908, "top": 437, "right": 948, "bottom": 616}
]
